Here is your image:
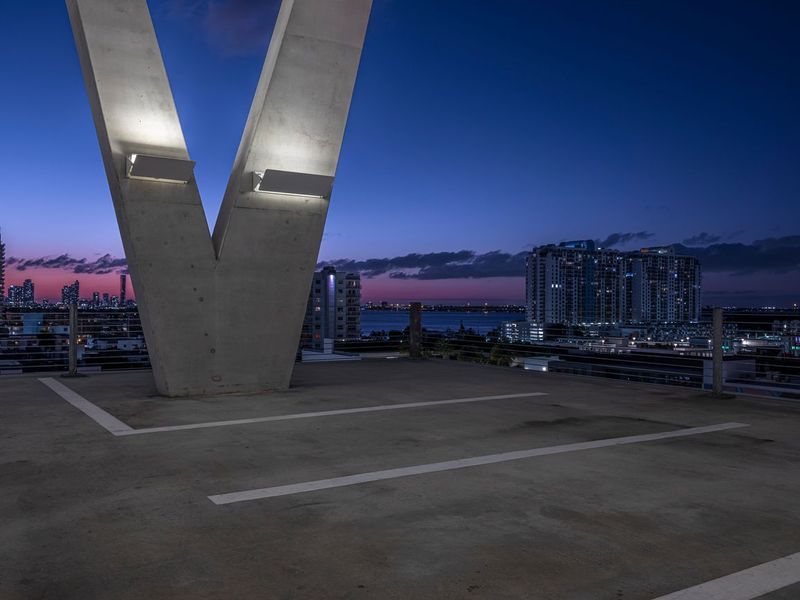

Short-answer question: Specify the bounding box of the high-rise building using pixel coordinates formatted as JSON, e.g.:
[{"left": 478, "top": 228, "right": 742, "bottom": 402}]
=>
[
  {"left": 92, "top": 291, "right": 100, "bottom": 306},
  {"left": 120, "top": 274, "right": 127, "bottom": 305},
  {"left": 526, "top": 241, "right": 625, "bottom": 326},
  {"left": 61, "top": 280, "right": 80, "bottom": 306},
  {"left": 102, "top": 292, "right": 110, "bottom": 306},
  {"left": 302, "top": 267, "right": 361, "bottom": 350},
  {"left": 22, "top": 279, "right": 35, "bottom": 306},
  {"left": 625, "top": 247, "right": 701, "bottom": 324},
  {"left": 8, "top": 285, "right": 23, "bottom": 306},
  {"left": 526, "top": 242, "right": 700, "bottom": 326}
]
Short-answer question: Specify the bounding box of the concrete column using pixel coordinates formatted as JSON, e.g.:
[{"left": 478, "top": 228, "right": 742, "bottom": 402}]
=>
[{"left": 67, "top": 0, "right": 372, "bottom": 396}]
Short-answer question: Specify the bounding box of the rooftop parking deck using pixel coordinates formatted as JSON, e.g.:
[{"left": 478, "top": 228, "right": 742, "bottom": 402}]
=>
[{"left": 2, "top": 359, "right": 800, "bottom": 599}]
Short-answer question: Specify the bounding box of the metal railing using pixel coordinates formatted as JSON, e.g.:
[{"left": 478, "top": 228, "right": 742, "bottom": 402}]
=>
[
  {"left": 2, "top": 305, "right": 798, "bottom": 399},
  {"left": 0, "top": 307, "right": 149, "bottom": 375},
  {"left": 341, "top": 306, "right": 800, "bottom": 400}
]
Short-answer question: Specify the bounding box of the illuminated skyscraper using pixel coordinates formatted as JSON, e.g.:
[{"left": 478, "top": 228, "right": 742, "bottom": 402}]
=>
[
  {"left": 22, "top": 279, "right": 35, "bottom": 306},
  {"left": 626, "top": 247, "right": 701, "bottom": 324},
  {"left": 61, "top": 280, "right": 80, "bottom": 306},
  {"left": 527, "top": 242, "right": 700, "bottom": 325},
  {"left": 526, "top": 241, "right": 624, "bottom": 326},
  {"left": 303, "top": 267, "right": 361, "bottom": 351},
  {"left": 8, "top": 286, "right": 23, "bottom": 306}
]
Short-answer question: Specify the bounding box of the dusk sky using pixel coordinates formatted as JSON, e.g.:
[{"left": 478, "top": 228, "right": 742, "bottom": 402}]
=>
[{"left": 1, "top": 0, "right": 798, "bottom": 304}]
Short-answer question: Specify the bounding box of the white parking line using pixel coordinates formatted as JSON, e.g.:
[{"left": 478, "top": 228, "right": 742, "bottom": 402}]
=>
[
  {"left": 36, "top": 378, "right": 548, "bottom": 436},
  {"left": 39, "top": 377, "right": 134, "bottom": 435},
  {"left": 652, "top": 551, "right": 800, "bottom": 599},
  {"left": 117, "top": 392, "right": 548, "bottom": 436},
  {"left": 208, "top": 422, "right": 748, "bottom": 505}
]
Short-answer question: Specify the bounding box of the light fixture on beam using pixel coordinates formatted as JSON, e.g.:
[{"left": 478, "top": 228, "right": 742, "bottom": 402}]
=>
[
  {"left": 127, "top": 154, "right": 195, "bottom": 184},
  {"left": 252, "top": 169, "right": 334, "bottom": 199}
]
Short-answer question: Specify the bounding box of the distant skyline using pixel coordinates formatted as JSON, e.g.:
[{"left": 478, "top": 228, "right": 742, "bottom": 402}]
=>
[{"left": 1, "top": 0, "right": 798, "bottom": 305}]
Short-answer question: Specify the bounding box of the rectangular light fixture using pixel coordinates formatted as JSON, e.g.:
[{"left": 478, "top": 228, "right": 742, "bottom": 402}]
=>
[
  {"left": 127, "top": 154, "right": 195, "bottom": 184},
  {"left": 252, "top": 169, "right": 334, "bottom": 199}
]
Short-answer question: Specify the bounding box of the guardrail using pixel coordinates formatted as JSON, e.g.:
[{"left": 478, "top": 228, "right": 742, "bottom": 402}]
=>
[
  {"left": 0, "top": 307, "right": 149, "bottom": 375},
  {"left": 2, "top": 305, "right": 798, "bottom": 399},
  {"left": 341, "top": 306, "right": 800, "bottom": 400}
]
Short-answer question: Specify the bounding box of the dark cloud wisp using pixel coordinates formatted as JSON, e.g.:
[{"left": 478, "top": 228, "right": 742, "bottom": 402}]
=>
[
  {"left": 9, "top": 254, "right": 128, "bottom": 276},
  {"left": 683, "top": 232, "right": 722, "bottom": 246},
  {"left": 10, "top": 236, "right": 800, "bottom": 282},
  {"left": 320, "top": 236, "right": 800, "bottom": 280},
  {"left": 596, "top": 231, "right": 653, "bottom": 248}
]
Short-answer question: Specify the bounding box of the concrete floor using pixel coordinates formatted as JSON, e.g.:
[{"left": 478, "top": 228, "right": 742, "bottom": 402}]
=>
[{"left": 2, "top": 359, "right": 799, "bottom": 599}]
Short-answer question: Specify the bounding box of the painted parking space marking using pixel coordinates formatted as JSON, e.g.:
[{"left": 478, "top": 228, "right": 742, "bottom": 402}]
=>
[
  {"left": 208, "top": 422, "right": 748, "bottom": 505},
  {"left": 39, "top": 377, "right": 134, "bottom": 435},
  {"left": 117, "top": 392, "right": 548, "bottom": 435},
  {"left": 651, "top": 551, "right": 800, "bottom": 600},
  {"left": 37, "top": 378, "right": 547, "bottom": 436}
]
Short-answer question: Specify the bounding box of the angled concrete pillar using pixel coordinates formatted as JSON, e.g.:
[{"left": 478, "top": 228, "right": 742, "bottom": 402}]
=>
[{"left": 67, "top": 0, "right": 372, "bottom": 396}]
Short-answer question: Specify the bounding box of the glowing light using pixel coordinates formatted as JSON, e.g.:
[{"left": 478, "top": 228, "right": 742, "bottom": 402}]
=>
[
  {"left": 252, "top": 169, "right": 333, "bottom": 199},
  {"left": 127, "top": 154, "right": 195, "bottom": 184}
]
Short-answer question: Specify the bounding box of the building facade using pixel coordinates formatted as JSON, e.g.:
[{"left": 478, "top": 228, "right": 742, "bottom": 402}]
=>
[
  {"left": 22, "top": 279, "right": 35, "bottom": 306},
  {"left": 61, "top": 280, "right": 80, "bottom": 306},
  {"left": 625, "top": 247, "right": 701, "bottom": 324},
  {"left": 527, "top": 242, "right": 700, "bottom": 326},
  {"left": 526, "top": 241, "right": 625, "bottom": 326},
  {"left": 500, "top": 320, "right": 545, "bottom": 344},
  {"left": 7, "top": 285, "right": 22, "bottom": 306},
  {"left": 303, "top": 267, "right": 361, "bottom": 350}
]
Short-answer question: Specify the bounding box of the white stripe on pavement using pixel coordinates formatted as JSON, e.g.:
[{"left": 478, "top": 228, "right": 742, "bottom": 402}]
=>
[
  {"left": 652, "top": 551, "right": 800, "bottom": 600},
  {"left": 39, "top": 377, "right": 134, "bottom": 435},
  {"left": 208, "top": 422, "right": 748, "bottom": 505},
  {"left": 117, "top": 392, "right": 548, "bottom": 436},
  {"left": 37, "top": 379, "right": 548, "bottom": 436}
]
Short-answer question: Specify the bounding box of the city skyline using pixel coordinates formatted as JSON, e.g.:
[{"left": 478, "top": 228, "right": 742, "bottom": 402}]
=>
[
  {"left": 1, "top": 0, "right": 798, "bottom": 305},
  {"left": 3, "top": 237, "right": 798, "bottom": 309},
  {"left": 2, "top": 232, "right": 799, "bottom": 306}
]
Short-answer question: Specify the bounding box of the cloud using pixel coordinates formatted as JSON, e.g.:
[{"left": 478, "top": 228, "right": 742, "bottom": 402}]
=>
[
  {"left": 9, "top": 235, "right": 799, "bottom": 283},
  {"left": 596, "top": 231, "right": 653, "bottom": 248},
  {"left": 319, "top": 251, "right": 478, "bottom": 279},
  {"left": 318, "top": 235, "right": 800, "bottom": 280},
  {"left": 9, "top": 254, "right": 128, "bottom": 275},
  {"left": 389, "top": 251, "right": 528, "bottom": 280},
  {"left": 73, "top": 254, "right": 128, "bottom": 275},
  {"left": 675, "top": 236, "right": 800, "bottom": 274},
  {"left": 165, "top": 0, "right": 280, "bottom": 56},
  {"left": 683, "top": 232, "right": 722, "bottom": 246}
]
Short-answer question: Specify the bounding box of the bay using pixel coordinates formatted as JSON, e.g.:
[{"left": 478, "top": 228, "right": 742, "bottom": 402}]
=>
[{"left": 360, "top": 310, "right": 524, "bottom": 336}]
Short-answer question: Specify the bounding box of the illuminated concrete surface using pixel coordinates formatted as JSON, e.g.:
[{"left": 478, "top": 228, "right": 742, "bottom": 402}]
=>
[
  {"left": 2, "top": 360, "right": 800, "bottom": 599},
  {"left": 66, "top": 0, "right": 372, "bottom": 396}
]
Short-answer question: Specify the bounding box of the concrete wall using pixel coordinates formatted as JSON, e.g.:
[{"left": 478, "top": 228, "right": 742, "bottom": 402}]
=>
[{"left": 67, "top": 0, "right": 372, "bottom": 396}]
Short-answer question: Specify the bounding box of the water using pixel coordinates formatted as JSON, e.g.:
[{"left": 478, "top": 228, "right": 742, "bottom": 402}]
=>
[{"left": 361, "top": 310, "right": 524, "bottom": 336}]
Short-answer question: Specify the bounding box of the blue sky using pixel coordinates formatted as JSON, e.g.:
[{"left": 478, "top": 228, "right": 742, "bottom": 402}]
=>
[{"left": 0, "top": 0, "right": 798, "bottom": 304}]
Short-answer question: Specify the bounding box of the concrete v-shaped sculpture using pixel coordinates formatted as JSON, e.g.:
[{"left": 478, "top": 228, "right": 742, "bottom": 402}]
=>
[{"left": 66, "top": 0, "right": 373, "bottom": 396}]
